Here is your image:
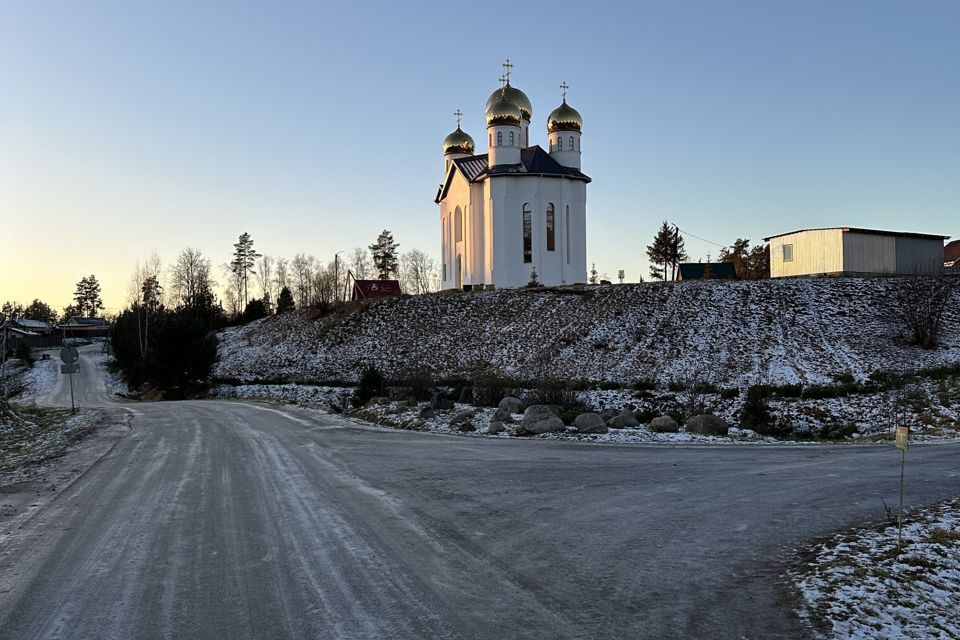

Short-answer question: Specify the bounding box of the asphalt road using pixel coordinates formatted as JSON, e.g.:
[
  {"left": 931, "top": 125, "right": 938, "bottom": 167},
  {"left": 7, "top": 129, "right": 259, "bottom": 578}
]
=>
[{"left": 1, "top": 347, "right": 958, "bottom": 639}]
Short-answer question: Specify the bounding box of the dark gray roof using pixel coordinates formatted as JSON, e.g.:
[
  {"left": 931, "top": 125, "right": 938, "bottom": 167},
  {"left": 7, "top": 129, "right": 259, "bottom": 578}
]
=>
[
  {"left": 437, "top": 146, "right": 591, "bottom": 202},
  {"left": 764, "top": 227, "right": 949, "bottom": 242}
]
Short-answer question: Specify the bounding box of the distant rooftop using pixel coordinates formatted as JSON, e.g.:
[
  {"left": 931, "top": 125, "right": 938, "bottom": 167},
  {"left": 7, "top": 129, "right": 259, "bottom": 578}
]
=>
[{"left": 763, "top": 227, "right": 950, "bottom": 242}]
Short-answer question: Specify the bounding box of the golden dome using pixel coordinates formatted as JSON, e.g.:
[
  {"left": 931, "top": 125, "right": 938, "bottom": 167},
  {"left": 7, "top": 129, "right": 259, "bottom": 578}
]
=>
[
  {"left": 485, "top": 84, "right": 532, "bottom": 121},
  {"left": 443, "top": 127, "right": 475, "bottom": 155},
  {"left": 486, "top": 95, "right": 522, "bottom": 127},
  {"left": 547, "top": 101, "right": 582, "bottom": 133}
]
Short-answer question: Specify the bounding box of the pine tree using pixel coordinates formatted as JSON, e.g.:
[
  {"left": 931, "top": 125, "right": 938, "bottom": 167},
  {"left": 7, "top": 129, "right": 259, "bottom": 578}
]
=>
[
  {"left": 369, "top": 230, "right": 399, "bottom": 279},
  {"left": 276, "top": 286, "right": 295, "bottom": 313},
  {"left": 230, "top": 233, "right": 261, "bottom": 308},
  {"left": 646, "top": 221, "right": 673, "bottom": 281},
  {"left": 589, "top": 263, "right": 598, "bottom": 285},
  {"left": 73, "top": 275, "right": 104, "bottom": 317}
]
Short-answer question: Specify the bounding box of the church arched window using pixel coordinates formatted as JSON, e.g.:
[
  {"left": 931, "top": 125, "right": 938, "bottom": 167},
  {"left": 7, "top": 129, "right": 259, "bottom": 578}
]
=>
[
  {"left": 546, "top": 204, "right": 555, "bottom": 252},
  {"left": 558, "top": 137, "right": 563, "bottom": 151},
  {"left": 497, "top": 131, "right": 502, "bottom": 146},
  {"left": 569, "top": 136, "right": 574, "bottom": 150},
  {"left": 454, "top": 206, "right": 463, "bottom": 243},
  {"left": 522, "top": 204, "right": 532, "bottom": 264},
  {"left": 509, "top": 131, "right": 514, "bottom": 146},
  {"left": 566, "top": 205, "right": 571, "bottom": 264}
]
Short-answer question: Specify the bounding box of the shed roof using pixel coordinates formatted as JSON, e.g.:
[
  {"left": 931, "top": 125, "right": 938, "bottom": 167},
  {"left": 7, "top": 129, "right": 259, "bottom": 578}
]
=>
[
  {"left": 763, "top": 227, "right": 949, "bottom": 242},
  {"left": 677, "top": 262, "right": 737, "bottom": 280}
]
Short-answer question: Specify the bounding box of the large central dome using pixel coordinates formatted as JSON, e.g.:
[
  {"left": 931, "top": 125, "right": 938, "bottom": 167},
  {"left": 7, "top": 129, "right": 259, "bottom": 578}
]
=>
[{"left": 485, "top": 84, "right": 532, "bottom": 121}]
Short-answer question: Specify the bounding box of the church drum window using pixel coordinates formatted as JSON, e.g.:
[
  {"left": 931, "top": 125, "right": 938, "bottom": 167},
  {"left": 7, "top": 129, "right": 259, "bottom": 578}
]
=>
[
  {"left": 497, "top": 131, "right": 502, "bottom": 146},
  {"left": 558, "top": 137, "right": 563, "bottom": 151},
  {"left": 522, "top": 204, "right": 532, "bottom": 264},
  {"left": 546, "top": 204, "right": 555, "bottom": 252},
  {"left": 509, "top": 131, "right": 514, "bottom": 146},
  {"left": 569, "top": 136, "right": 574, "bottom": 150}
]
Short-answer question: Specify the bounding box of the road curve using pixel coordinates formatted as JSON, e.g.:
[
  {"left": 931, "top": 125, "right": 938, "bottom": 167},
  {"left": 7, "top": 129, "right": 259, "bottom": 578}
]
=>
[{"left": 2, "top": 350, "right": 959, "bottom": 639}]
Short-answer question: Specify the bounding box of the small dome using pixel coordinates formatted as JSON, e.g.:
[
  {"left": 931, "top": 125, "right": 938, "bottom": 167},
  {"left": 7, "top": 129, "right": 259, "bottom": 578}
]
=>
[
  {"left": 486, "top": 95, "right": 522, "bottom": 127},
  {"left": 443, "top": 127, "right": 475, "bottom": 155},
  {"left": 547, "top": 101, "right": 582, "bottom": 133},
  {"left": 485, "top": 85, "right": 532, "bottom": 121}
]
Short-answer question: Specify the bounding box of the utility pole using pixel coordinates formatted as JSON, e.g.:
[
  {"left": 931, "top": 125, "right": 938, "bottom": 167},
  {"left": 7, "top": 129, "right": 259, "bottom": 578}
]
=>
[{"left": 334, "top": 252, "right": 344, "bottom": 304}]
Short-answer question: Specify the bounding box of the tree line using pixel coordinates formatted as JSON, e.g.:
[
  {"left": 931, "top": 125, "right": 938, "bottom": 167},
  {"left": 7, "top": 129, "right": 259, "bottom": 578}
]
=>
[{"left": 645, "top": 220, "right": 769, "bottom": 281}]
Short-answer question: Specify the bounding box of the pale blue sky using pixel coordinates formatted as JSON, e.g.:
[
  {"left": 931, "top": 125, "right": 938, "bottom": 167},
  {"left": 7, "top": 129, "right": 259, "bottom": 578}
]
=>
[{"left": 1, "top": 0, "right": 958, "bottom": 310}]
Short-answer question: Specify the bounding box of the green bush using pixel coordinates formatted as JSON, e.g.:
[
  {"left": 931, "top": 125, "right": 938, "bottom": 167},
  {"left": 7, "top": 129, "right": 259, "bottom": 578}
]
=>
[
  {"left": 596, "top": 380, "right": 622, "bottom": 391},
  {"left": 352, "top": 365, "right": 384, "bottom": 408},
  {"left": 740, "top": 385, "right": 785, "bottom": 437},
  {"left": 14, "top": 341, "right": 34, "bottom": 366},
  {"left": 632, "top": 379, "right": 657, "bottom": 391}
]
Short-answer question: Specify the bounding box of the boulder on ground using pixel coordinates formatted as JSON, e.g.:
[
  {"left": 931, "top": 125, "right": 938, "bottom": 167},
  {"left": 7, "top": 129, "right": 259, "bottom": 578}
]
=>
[
  {"left": 498, "top": 396, "right": 525, "bottom": 414},
  {"left": 573, "top": 413, "right": 608, "bottom": 434},
  {"left": 607, "top": 410, "right": 639, "bottom": 429},
  {"left": 491, "top": 408, "right": 515, "bottom": 424},
  {"left": 600, "top": 408, "right": 619, "bottom": 421},
  {"left": 431, "top": 391, "right": 454, "bottom": 410},
  {"left": 685, "top": 414, "right": 729, "bottom": 436},
  {"left": 649, "top": 415, "right": 679, "bottom": 433},
  {"left": 488, "top": 421, "right": 505, "bottom": 435},
  {"left": 520, "top": 405, "right": 566, "bottom": 435},
  {"left": 418, "top": 406, "right": 436, "bottom": 420},
  {"left": 366, "top": 396, "right": 390, "bottom": 407},
  {"left": 450, "top": 409, "right": 477, "bottom": 430}
]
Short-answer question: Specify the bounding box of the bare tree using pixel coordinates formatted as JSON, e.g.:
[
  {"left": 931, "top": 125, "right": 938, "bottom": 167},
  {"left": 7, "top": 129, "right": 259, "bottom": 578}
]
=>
[
  {"left": 169, "top": 248, "right": 213, "bottom": 308},
  {"left": 889, "top": 275, "right": 958, "bottom": 349},
  {"left": 274, "top": 257, "right": 289, "bottom": 298},
  {"left": 349, "top": 247, "right": 372, "bottom": 280},
  {"left": 128, "top": 251, "right": 164, "bottom": 306},
  {"left": 255, "top": 254, "right": 275, "bottom": 305},
  {"left": 290, "top": 254, "right": 314, "bottom": 307},
  {"left": 221, "top": 262, "right": 244, "bottom": 318},
  {"left": 399, "top": 249, "right": 439, "bottom": 295}
]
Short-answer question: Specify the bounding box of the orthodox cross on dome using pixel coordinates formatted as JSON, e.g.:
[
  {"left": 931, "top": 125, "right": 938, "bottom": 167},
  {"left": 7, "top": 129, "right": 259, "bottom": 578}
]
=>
[
  {"left": 454, "top": 109, "right": 463, "bottom": 127},
  {"left": 499, "top": 74, "right": 507, "bottom": 88},
  {"left": 502, "top": 58, "right": 513, "bottom": 85},
  {"left": 560, "top": 81, "right": 569, "bottom": 101}
]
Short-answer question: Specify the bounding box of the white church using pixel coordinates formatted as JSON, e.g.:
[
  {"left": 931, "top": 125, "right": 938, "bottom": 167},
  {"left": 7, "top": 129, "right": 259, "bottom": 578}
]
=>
[{"left": 435, "top": 61, "right": 590, "bottom": 290}]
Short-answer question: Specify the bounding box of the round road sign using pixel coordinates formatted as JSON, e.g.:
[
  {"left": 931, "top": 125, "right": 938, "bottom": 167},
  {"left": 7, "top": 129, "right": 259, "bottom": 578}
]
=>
[{"left": 60, "top": 346, "right": 79, "bottom": 364}]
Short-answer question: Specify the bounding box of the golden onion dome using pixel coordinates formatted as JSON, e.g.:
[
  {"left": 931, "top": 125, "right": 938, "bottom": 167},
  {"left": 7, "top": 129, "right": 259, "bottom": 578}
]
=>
[
  {"left": 547, "top": 100, "right": 582, "bottom": 133},
  {"left": 443, "top": 127, "right": 475, "bottom": 155},
  {"left": 486, "top": 95, "right": 522, "bottom": 127},
  {"left": 485, "top": 84, "right": 532, "bottom": 121}
]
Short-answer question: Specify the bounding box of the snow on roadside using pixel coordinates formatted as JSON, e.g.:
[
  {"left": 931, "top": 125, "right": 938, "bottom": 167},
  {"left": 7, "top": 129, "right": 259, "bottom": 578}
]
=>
[
  {"left": 10, "top": 356, "right": 59, "bottom": 405},
  {"left": 795, "top": 500, "right": 960, "bottom": 640},
  {"left": 88, "top": 352, "right": 128, "bottom": 396}
]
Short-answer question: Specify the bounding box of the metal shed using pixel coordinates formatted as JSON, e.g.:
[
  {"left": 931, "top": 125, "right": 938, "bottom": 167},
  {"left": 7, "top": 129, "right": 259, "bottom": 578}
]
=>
[{"left": 763, "top": 227, "right": 948, "bottom": 278}]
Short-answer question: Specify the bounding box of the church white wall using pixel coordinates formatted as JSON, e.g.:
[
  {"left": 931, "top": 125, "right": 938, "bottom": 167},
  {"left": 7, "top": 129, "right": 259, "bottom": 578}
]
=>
[
  {"left": 439, "top": 172, "right": 473, "bottom": 290},
  {"left": 487, "top": 175, "right": 588, "bottom": 288},
  {"left": 548, "top": 131, "right": 582, "bottom": 169},
  {"left": 488, "top": 124, "right": 521, "bottom": 166}
]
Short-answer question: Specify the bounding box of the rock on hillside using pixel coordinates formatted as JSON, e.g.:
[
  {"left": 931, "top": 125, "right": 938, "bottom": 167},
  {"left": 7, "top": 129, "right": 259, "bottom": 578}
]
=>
[{"left": 214, "top": 278, "right": 960, "bottom": 388}]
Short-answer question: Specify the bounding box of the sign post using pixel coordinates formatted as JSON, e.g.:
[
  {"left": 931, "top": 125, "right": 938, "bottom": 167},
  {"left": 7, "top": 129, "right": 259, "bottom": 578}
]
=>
[
  {"left": 60, "top": 346, "right": 79, "bottom": 414},
  {"left": 895, "top": 425, "right": 909, "bottom": 551}
]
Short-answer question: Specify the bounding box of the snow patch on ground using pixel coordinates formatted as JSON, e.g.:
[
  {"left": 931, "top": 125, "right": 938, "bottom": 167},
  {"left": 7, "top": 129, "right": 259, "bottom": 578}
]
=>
[
  {"left": 795, "top": 500, "right": 960, "bottom": 640},
  {"left": 214, "top": 279, "right": 960, "bottom": 389},
  {"left": 8, "top": 356, "right": 59, "bottom": 405}
]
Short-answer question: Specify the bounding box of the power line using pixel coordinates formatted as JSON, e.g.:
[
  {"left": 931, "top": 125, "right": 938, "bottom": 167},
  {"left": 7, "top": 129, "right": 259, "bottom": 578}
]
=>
[{"left": 675, "top": 226, "right": 726, "bottom": 249}]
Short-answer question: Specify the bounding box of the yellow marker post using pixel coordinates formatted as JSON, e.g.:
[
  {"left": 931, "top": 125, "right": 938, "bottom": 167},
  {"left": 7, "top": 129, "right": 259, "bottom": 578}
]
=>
[{"left": 895, "top": 426, "right": 909, "bottom": 551}]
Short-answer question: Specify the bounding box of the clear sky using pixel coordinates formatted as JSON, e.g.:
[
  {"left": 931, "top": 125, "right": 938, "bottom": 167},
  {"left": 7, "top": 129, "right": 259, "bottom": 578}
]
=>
[{"left": 2, "top": 0, "right": 958, "bottom": 313}]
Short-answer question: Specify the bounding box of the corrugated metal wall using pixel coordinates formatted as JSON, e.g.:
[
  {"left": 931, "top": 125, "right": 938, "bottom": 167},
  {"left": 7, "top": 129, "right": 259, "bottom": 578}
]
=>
[
  {"left": 894, "top": 236, "right": 944, "bottom": 275},
  {"left": 769, "top": 229, "right": 843, "bottom": 277},
  {"left": 842, "top": 232, "right": 896, "bottom": 273}
]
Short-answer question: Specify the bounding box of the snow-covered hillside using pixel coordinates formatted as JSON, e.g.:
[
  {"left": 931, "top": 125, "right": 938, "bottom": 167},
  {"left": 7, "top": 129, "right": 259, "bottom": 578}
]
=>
[{"left": 215, "top": 278, "right": 960, "bottom": 388}]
